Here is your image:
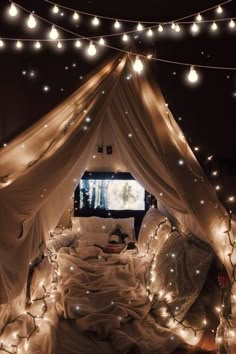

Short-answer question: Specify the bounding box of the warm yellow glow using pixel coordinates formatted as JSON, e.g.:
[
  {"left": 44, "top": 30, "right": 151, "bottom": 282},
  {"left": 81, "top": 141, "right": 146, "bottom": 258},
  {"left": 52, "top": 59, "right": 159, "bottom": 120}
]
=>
[
  {"left": 158, "top": 24, "right": 163, "bottom": 32},
  {"left": 175, "top": 24, "right": 181, "bottom": 32},
  {"left": 16, "top": 40, "right": 23, "bottom": 49},
  {"left": 92, "top": 16, "right": 100, "bottom": 26},
  {"left": 87, "top": 41, "right": 96, "bottom": 56},
  {"left": 133, "top": 55, "right": 143, "bottom": 73},
  {"left": 99, "top": 37, "right": 105, "bottom": 45},
  {"left": 49, "top": 26, "right": 59, "bottom": 40},
  {"left": 147, "top": 28, "right": 153, "bottom": 37},
  {"left": 57, "top": 41, "right": 63, "bottom": 49},
  {"left": 114, "top": 20, "right": 121, "bottom": 29},
  {"left": 216, "top": 5, "right": 223, "bottom": 14},
  {"left": 75, "top": 39, "right": 82, "bottom": 48},
  {"left": 196, "top": 13, "right": 202, "bottom": 22},
  {"left": 52, "top": 5, "right": 59, "bottom": 14},
  {"left": 34, "top": 41, "right": 41, "bottom": 49},
  {"left": 171, "top": 22, "right": 176, "bottom": 30},
  {"left": 27, "top": 13, "right": 37, "bottom": 29},
  {"left": 188, "top": 66, "right": 198, "bottom": 83},
  {"left": 191, "top": 22, "right": 199, "bottom": 33},
  {"left": 73, "top": 12, "right": 79, "bottom": 21},
  {"left": 0, "top": 39, "right": 4, "bottom": 48},
  {"left": 229, "top": 19, "right": 235, "bottom": 28},
  {"left": 9, "top": 3, "right": 18, "bottom": 17},
  {"left": 122, "top": 33, "right": 129, "bottom": 42},
  {"left": 211, "top": 22, "right": 218, "bottom": 31},
  {"left": 137, "top": 22, "right": 144, "bottom": 31}
]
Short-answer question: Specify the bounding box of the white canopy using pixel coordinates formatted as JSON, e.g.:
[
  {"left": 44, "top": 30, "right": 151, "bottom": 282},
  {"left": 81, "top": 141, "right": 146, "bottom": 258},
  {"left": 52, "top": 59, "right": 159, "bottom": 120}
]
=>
[{"left": 0, "top": 54, "right": 234, "bottom": 304}]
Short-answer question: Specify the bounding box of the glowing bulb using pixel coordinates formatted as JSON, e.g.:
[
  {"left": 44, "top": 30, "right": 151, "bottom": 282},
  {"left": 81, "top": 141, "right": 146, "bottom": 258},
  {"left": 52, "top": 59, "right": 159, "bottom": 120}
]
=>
[
  {"left": 57, "top": 41, "right": 63, "bottom": 49},
  {"left": 92, "top": 16, "right": 100, "bottom": 26},
  {"left": 99, "top": 37, "right": 105, "bottom": 45},
  {"left": 196, "top": 13, "right": 202, "bottom": 22},
  {"left": 228, "top": 196, "right": 235, "bottom": 202},
  {"left": 147, "top": 28, "right": 153, "bottom": 37},
  {"left": 114, "top": 20, "right": 121, "bottom": 29},
  {"left": 137, "top": 22, "right": 143, "bottom": 31},
  {"left": 75, "top": 39, "right": 82, "bottom": 48},
  {"left": 49, "top": 26, "right": 59, "bottom": 40},
  {"left": 27, "top": 13, "right": 37, "bottom": 29},
  {"left": 171, "top": 22, "right": 176, "bottom": 30},
  {"left": 0, "top": 40, "right": 4, "bottom": 48},
  {"left": 133, "top": 55, "right": 143, "bottom": 73},
  {"left": 229, "top": 19, "right": 235, "bottom": 28},
  {"left": 211, "top": 22, "right": 218, "bottom": 31},
  {"left": 73, "top": 12, "right": 79, "bottom": 21},
  {"left": 16, "top": 40, "right": 23, "bottom": 49},
  {"left": 87, "top": 41, "right": 96, "bottom": 56},
  {"left": 158, "top": 24, "right": 163, "bottom": 32},
  {"left": 191, "top": 23, "right": 199, "bottom": 33},
  {"left": 122, "top": 33, "right": 129, "bottom": 42},
  {"left": 188, "top": 66, "right": 198, "bottom": 83},
  {"left": 175, "top": 24, "right": 181, "bottom": 32},
  {"left": 34, "top": 41, "right": 41, "bottom": 49},
  {"left": 52, "top": 5, "right": 59, "bottom": 14},
  {"left": 216, "top": 6, "right": 223, "bottom": 14},
  {"left": 9, "top": 3, "right": 18, "bottom": 17}
]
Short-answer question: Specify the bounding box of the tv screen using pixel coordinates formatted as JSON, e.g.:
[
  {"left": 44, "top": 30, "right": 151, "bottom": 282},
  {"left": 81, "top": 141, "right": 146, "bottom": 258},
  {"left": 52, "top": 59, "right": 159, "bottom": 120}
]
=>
[{"left": 80, "top": 179, "right": 145, "bottom": 210}]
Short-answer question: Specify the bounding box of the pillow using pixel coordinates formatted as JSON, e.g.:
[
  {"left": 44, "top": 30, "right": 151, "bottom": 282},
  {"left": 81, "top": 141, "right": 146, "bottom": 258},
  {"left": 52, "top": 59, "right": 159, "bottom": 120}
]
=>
[
  {"left": 46, "top": 229, "right": 78, "bottom": 253},
  {"left": 84, "top": 232, "right": 109, "bottom": 247},
  {"left": 71, "top": 216, "right": 135, "bottom": 239},
  {"left": 138, "top": 207, "right": 171, "bottom": 256}
]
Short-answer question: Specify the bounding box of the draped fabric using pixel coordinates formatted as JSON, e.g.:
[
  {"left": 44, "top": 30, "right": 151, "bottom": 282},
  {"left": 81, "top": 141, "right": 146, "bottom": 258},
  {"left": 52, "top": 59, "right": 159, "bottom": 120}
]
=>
[{"left": 0, "top": 54, "right": 234, "bottom": 305}]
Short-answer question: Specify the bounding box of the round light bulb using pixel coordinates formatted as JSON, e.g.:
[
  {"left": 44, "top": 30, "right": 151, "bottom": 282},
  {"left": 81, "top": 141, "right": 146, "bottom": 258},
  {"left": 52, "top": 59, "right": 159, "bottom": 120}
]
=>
[
  {"left": 147, "top": 28, "right": 153, "bottom": 37},
  {"left": 196, "top": 13, "right": 202, "bottom": 22},
  {"left": 27, "top": 13, "right": 37, "bottom": 29},
  {"left": 211, "top": 22, "right": 218, "bottom": 31},
  {"left": 133, "top": 55, "right": 143, "bottom": 73},
  {"left": 158, "top": 24, "right": 163, "bottom": 32},
  {"left": 175, "top": 24, "right": 181, "bottom": 32},
  {"left": 122, "top": 33, "right": 129, "bottom": 42},
  {"left": 87, "top": 41, "right": 96, "bottom": 56},
  {"left": 92, "top": 16, "right": 100, "bottom": 26},
  {"left": 49, "top": 26, "right": 59, "bottom": 40},
  {"left": 52, "top": 5, "right": 59, "bottom": 14},
  {"left": 114, "top": 20, "right": 121, "bottom": 29},
  {"left": 229, "top": 19, "right": 235, "bottom": 28},
  {"left": 75, "top": 39, "right": 82, "bottom": 48},
  {"left": 216, "top": 6, "right": 223, "bottom": 14},
  {"left": 99, "top": 37, "right": 105, "bottom": 45},
  {"left": 73, "top": 12, "right": 79, "bottom": 21},
  {"left": 9, "top": 3, "right": 18, "bottom": 17},
  {"left": 34, "top": 41, "right": 41, "bottom": 49},
  {"left": 171, "top": 22, "right": 176, "bottom": 30},
  {"left": 137, "top": 23, "right": 143, "bottom": 31},
  {"left": 0, "top": 39, "right": 4, "bottom": 48},
  {"left": 188, "top": 66, "right": 198, "bottom": 83},
  {"left": 57, "top": 41, "right": 63, "bottom": 49},
  {"left": 191, "top": 22, "right": 199, "bottom": 33},
  {"left": 16, "top": 40, "right": 23, "bottom": 49}
]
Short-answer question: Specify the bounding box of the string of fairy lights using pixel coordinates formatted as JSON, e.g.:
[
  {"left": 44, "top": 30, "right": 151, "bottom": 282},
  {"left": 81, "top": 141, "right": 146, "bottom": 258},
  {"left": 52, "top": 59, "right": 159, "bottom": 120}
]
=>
[{"left": 0, "top": 0, "right": 236, "bottom": 83}]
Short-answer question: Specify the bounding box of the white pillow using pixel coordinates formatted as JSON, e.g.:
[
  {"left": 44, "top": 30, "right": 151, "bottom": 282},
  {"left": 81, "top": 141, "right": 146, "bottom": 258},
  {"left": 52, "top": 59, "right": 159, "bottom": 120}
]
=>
[
  {"left": 47, "top": 229, "right": 78, "bottom": 252},
  {"left": 71, "top": 216, "right": 134, "bottom": 238},
  {"left": 138, "top": 207, "right": 171, "bottom": 256},
  {"left": 84, "top": 232, "right": 109, "bottom": 247}
]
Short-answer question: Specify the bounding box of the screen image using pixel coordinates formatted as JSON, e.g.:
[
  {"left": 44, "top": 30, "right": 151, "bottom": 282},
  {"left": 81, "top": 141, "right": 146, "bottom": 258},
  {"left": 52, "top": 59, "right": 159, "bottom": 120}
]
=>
[{"left": 80, "top": 179, "right": 145, "bottom": 210}]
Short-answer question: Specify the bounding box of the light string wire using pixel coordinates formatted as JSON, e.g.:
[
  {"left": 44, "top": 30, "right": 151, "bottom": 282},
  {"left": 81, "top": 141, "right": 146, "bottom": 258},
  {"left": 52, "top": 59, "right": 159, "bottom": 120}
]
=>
[
  {"left": 42, "top": 0, "right": 232, "bottom": 25},
  {"left": 4, "top": 1, "right": 236, "bottom": 71}
]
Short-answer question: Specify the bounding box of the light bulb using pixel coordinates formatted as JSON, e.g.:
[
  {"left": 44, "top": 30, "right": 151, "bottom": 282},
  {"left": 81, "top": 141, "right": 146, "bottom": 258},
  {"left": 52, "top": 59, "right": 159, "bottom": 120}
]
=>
[
  {"left": 99, "top": 37, "right": 105, "bottom": 45},
  {"left": 114, "top": 20, "right": 121, "bottom": 29},
  {"left": 0, "top": 39, "right": 4, "bottom": 48},
  {"left": 122, "top": 33, "right": 129, "bottom": 41},
  {"left": 75, "top": 39, "right": 82, "bottom": 48},
  {"left": 216, "top": 5, "right": 223, "bottom": 14},
  {"left": 16, "top": 40, "right": 23, "bottom": 49},
  {"left": 171, "top": 22, "right": 176, "bottom": 30},
  {"left": 92, "top": 16, "right": 100, "bottom": 26},
  {"left": 188, "top": 66, "right": 198, "bottom": 83},
  {"left": 133, "top": 55, "right": 143, "bottom": 73},
  {"left": 196, "top": 13, "right": 202, "bottom": 22},
  {"left": 34, "top": 41, "right": 41, "bottom": 49},
  {"left": 73, "top": 12, "right": 79, "bottom": 21},
  {"left": 52, "top": 5, "right": 59, "bottom": 14},
  {"left": 175, "top": 24, "right": 181, "bottom": 32},
  {"left": 147, "top": 28, "right": 153, "bottom": 37},
  {"left": 137, "top": 22, "right": 143, "bottom": 31},
  {"left": 191, "top": 22, "right": 199, "bottom": 33},
  {"left": 211, "top": 22, "right": 218, "bottom": 31},
  {"left": 49, "top": 26, "right": 59, "bottom": 40},
  {"left": 158, "top": 24, "right": 163, "bottom": 32},
  {"left": 87, "top": 41, "right": 96, "bottom": 56},
  {"left": 229, "top": 19, "right": 235, "bottom": 28},
  {"left": 27, "top": 13, "right": 37, "bottom": 29},
  {"left": 57, "top": 41, "right": 63, "bottom": 49},
  {"left": 9, "top": 3, "right": 18, "bottom": 17}
]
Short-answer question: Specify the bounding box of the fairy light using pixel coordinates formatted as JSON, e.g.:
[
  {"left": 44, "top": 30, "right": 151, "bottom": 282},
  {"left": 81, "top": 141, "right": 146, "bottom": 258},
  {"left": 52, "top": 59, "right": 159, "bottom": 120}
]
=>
[
  {"left": 229, "top": 19, "right": 235, "bottom": 28},
  {"left": 0, "top": 39, "right": 4, "bottom": 48},
  {"left": 191, "top": 22, "right": 199, "bottom": 33},
  {"left": 211, "top": 21, "right": 218, "bottom": 31},
  {"left": 49, "top": 25, "right": 59, "bottom": 40},
  {"left": 158, "top": 24, "right": 163, "bottom": 32},
  {"left": 72, "top": 12, "right": 79, "bottom": 21},
  {"left": 99, "top": 37, "right": 105, "bottom": 45},
  {"left": 87, "top": 41, "right": 96, "bottom": 56},
  {"left": 27, "top": 13, "right": 37, "bottom": 29},
  {"left": 171, "top": 22, "right": 176, "bottom": 30},
  {"left": 92, "top": 16, "right": 100, "bottom": 26},
  {"left": 75, "top": 39, "right": 82, "bottom": 48},
  {"left": 133, "top": 55, "right": 143, "bottom": 73},
  {"left": 114, "top": 20, "right": 121, "bottom": 29},
  {"left": 9, "top": 2, "right": 18, "bottom": 17},
  {"left": 137, "top": 22, "right": 144, "bottom": 31},
  {"left": 16, "top": 40, "right": 23, "bottom": 49},
  {"left": 216, "top": 5, "right": 223, "bottom": 14},
  {"left": 57, "top": 41, "right": 63, "bottom": 49},
  {"left": 196, "top": 13, "right": 202, "bottom": 22},
  {"left": 175, "top": 24, "right": 181, "bottom": 32},
  {"left": 187, "top": 66, "right": 198, "bottom": 83},
  {"left": 147, "top": 28, "right": 153, "bottom": 37},
  {"left": 34, "top": 41, "right": 41, "bottom": 49},
  {"left": 52, "top": 4, "right": 59, "bottom": 14},
  {"left": 122, "top": 33, "right": 129, "bottom": 42}
]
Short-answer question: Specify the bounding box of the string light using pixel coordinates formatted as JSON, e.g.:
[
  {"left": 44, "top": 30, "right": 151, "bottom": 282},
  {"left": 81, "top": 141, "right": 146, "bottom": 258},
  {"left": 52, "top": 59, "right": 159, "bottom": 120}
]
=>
[
  {"left": 72, "top": 12, "right": 79, "bottom": 21},
  {"left": 211, "top": 21, "right": 218, "bottom": 31},
  {"left": 147, "top": 28, "right": 153, "bottom": 37},
  {"left": 133, "top": 55, "right": 144, "bottom": 73},
  {"left": 196, "top": 13, "right": 202, "bottom": 22},
  {"left": 122, "top": 33, "right": 129, "bottom": 42},
  {"left": 114, "top": 20, "right": 121, "bottom": 29},
  {"left": 92, "top": 16, "right": 100, "bottom": 26},
  {"left": 27, "top": 13, "right": 37, "bottom": 29},
  {"left": 75, "top": 39, "right": 82, "bottom": 48},
  {"left": 158, "top": 24, "right": 164, "bottom": 32},
  {"left": 16, "top": 40, "right": 23, "bottom": 49},
  {"left": 34, "top": 41, "right": 41, "bottom": 49},
  {"left": 57, "top": 41, "right": 63, "bottom": 49},
  {"left": 137, "top": 22, "right": 144, "bottom": 31},
  {"left": 52, "top": 4, "right": 59, "bottom": 14},
  {"left": 191, "top": 22, "right": 199, "bottom": 33},
  {"left": 99, "top": 37, "right": 105, "bottom": 45},
  {"left": 87, "top": 41, "right": 96, "bottom": 56},
  {"left": 175, "top": 24, "right": 181, "bottom": 32},
  {"left": 0, "top": 39, "right": 4, "bottom": 48},
  {"left": 188, "top": 66, "right": 199, "bottom": 83},
  {"left": 171, "top": 22, "right": 176, "bottom": 30},
  {"left": 229, "top": 19, "right": 235, "bottom": 28},
  {"left": 9, "top": 2, "right": 18, "bottom": 17},
  {"left": 216, "top": 5, "right": 223, "bottom": 14},
  {"left": 49, "top": 25, "right": 59, "bottom": 40}
]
